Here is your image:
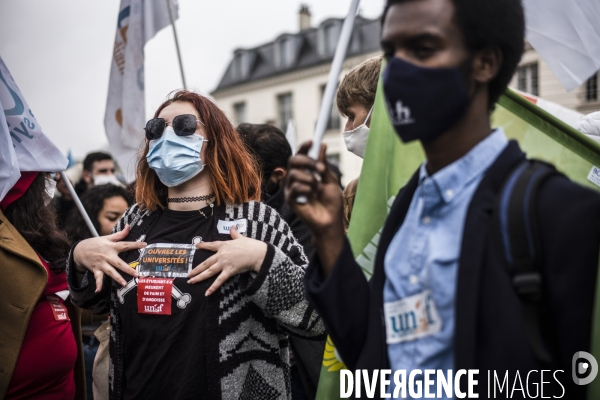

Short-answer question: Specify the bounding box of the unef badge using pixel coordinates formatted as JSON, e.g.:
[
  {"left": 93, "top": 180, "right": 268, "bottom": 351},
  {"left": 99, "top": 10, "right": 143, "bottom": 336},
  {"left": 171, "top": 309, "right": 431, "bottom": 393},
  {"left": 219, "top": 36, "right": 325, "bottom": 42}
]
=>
[
  {"left": 47, "top": 296, "right": 70, "bottom": 321},
  {"left": 137, "top": 277, "right": 173, "bottom": 315},
  {"left": 217, "top": 219, "right": 247, "bottom": 234},
  {"left": 383, "top": 290, "right": 442, "bottom": 344}
]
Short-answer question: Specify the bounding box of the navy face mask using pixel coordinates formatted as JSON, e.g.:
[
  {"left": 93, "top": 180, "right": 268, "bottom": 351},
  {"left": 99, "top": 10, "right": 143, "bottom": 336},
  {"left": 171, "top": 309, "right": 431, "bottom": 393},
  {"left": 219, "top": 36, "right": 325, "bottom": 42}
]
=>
[{"left": 382, "top": 57, "right": 471, "bottom": 143}]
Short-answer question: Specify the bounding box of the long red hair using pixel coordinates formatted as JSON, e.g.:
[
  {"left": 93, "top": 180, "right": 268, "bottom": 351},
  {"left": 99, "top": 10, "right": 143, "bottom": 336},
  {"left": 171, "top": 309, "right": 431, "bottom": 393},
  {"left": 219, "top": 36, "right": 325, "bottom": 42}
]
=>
[{"left": 136, "top": 91, "right": 261, "bottom": 211}]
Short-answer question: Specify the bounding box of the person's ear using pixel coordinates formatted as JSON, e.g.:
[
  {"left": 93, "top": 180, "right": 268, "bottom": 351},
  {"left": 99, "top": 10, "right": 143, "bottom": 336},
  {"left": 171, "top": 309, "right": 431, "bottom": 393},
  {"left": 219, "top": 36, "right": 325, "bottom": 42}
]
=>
[
  {"left": 472, "top": 47, "right": 502, "bottom": 84},
  {"left": 271, "top": 167, "right": 287, "bottom": 184},
  {"left": 82, "top": 170, "right": 92, "bottom": 184}
]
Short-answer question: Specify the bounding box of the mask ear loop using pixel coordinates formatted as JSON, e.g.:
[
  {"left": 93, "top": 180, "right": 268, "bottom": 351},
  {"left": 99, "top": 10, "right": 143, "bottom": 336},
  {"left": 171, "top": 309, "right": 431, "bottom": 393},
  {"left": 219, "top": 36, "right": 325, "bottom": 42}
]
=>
[
  {"left": 346, "top": 106, "right": 375, "bottom": 134},
  {"left": 364, "top": 105, "right": 374, "bottom": 127}
]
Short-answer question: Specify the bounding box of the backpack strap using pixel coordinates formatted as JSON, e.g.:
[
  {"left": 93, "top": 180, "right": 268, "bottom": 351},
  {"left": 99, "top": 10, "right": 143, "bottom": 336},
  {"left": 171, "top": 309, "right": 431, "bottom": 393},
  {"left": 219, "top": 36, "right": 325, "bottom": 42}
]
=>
[{"left": 497, "top": 159, "right": 558, "bottom": 363}]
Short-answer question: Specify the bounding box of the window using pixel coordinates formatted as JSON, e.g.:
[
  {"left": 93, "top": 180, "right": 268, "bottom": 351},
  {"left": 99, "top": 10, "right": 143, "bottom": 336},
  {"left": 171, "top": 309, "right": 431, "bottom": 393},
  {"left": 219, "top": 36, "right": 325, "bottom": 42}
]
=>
[
  {"left": 274, "top": 36, "right": 299, "bottom": 69},
  {"left": 517, "top": 63, "right": 539, "bottom": 96},
  {"left": 277, "top": 93, "right": 293, "bottom": 131},
  {"left": 586, "top": 72, "right": 598, "bottom": 102},
  {"left": 320, "top": 85, "right": 340, "bottom": 130},
  {"left": 232, "top": 51, "right": 252, "bottom": 80},
  {"left": 281, "top": 38, "right": 295, "bottom": 68},
  {"left": 349, "top": 30, "right": 361, "bottom": 54},
  {"left": 324, "top": 24, "right": 338, "bottom": 55},
  {"left": 318, "top": 22, "right": 341, "bottom": 56},
  {"left": 233, "top": 102, "right": 246, "bottom": 125}
]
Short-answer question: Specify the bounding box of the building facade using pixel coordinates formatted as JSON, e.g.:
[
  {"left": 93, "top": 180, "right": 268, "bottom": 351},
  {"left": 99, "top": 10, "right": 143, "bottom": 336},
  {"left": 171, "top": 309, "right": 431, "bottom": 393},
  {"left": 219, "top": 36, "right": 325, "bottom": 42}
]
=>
[
  {"left": 509, "top": 43, "right": 600, "bottom": 115},
  {"left": 212, "top": 10, "right": 600, "bottom": 186},
  {"left": 211, "top": 7, "right": 381, "bottom": 185}
]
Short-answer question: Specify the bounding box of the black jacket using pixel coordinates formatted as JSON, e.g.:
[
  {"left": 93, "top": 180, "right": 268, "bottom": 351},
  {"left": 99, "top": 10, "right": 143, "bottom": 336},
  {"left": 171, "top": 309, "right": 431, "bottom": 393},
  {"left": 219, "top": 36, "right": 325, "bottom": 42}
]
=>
[
  {"left": 305, "top": 141, "right": 600, "bottom": 398},
  {"left": 266, "top": 187, "right": 314, "bottom": 256},
  {"left": 267, "top": 187, "right": 324, "bottom": 399}
]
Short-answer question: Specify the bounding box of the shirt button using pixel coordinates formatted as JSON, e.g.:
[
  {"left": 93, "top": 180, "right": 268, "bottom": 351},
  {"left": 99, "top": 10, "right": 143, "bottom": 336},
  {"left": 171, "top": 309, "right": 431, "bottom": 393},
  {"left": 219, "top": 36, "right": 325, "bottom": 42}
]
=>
[
  {"left": 422, "top": 216, "right": 431, "bottom": 225},
  {"left": 409, "top": 275, "right": 418, "bottom": 285},
  {"left": 445, "top": 189, "right": 454, "bottom": 199}
]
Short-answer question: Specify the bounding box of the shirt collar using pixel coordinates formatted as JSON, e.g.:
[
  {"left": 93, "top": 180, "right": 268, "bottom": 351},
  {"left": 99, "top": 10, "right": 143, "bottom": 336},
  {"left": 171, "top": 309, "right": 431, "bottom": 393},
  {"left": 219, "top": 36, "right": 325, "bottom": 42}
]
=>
[{"left": 418, "top": 128, "right": 508, "bottom": 203}]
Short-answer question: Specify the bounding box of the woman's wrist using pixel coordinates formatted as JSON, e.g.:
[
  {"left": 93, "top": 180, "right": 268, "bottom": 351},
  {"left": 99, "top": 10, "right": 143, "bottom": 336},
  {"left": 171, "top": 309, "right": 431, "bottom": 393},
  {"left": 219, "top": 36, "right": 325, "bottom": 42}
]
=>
[
  {"left": 72, "top": 242, "right": 87, "bottom": 273},
  {"left": 252, "top": 241, "right": 268, "bottom": 273}
]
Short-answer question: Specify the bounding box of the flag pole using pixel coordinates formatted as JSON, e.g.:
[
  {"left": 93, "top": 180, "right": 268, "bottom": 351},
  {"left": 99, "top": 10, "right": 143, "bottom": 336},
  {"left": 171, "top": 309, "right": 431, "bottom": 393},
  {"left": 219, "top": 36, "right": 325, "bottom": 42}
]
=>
[
  {"left": 166, "top": 0, "right": 187, "bottom": 90},
  {"left": 308, "top": 0, "right": 360, "bottom": 159},
  {"left": 296, "top": 0, "right": 361, "bottom": 203},
  {"left": 59, "top": 171, "right": 99, "bottom": 237}
]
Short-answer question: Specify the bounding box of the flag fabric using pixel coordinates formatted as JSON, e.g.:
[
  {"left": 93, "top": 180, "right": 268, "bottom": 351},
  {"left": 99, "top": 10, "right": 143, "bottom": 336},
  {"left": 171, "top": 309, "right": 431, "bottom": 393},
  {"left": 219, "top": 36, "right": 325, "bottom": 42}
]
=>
[
  {"left": 104, "top": 0, "right": 178, "bottom": 182},
  {"left": 0, "top": 101, "right": 19, "bottom": 203},
  {"left": 0, "top": 55, "right": 68, "bottom": 202},
  {"left": 515, "top": 89, "right": 583, "bottom": 128},
  {"left": 314, "top": 72, "right": 600, "bottom": 399},
  {"left": 285, "top": 120, "right": 296, "bottom": 154},
  {"left": 576, "top": 112, "right": 600, "bottom": 140},
  {"left": 66, "top": 149, "right": 76, "bottom": 169},
  {"left": 523, "top": 0, "right": 600, "bottom": 92}
]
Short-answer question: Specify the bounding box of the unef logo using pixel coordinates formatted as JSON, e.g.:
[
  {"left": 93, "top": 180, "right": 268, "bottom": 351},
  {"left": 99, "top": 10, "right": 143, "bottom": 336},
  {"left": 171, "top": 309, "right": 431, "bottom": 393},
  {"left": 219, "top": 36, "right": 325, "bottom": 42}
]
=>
[
  {"left": 572, "top": 351, "right": 598, "bottom": 385},
  {"left": 144, "top": 304, "right": 164, "bottom": 313},
  {"left": 390, "top": 294, "right": 436, "bottom": 335},
  {"left": 384, "top": 290, "right": 442, "bottom": 345}
]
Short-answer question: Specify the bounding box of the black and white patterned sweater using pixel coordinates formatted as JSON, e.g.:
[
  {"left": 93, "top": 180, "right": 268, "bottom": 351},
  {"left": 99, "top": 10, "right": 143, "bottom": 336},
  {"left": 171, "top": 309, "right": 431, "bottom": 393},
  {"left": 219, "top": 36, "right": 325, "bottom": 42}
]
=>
[{"left": 67, "top": 201, "right": 326, "bottom": 400}]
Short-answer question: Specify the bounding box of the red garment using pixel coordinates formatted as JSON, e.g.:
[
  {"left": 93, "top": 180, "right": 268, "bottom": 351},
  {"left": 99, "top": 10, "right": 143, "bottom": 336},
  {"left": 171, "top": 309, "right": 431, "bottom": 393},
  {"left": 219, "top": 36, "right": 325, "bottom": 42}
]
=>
[
  {"left": 5, "top": 257, "right": 77, "bottom": 400},
  {"left": 0, "top": 171, "right": 38, "bottom": 211}
]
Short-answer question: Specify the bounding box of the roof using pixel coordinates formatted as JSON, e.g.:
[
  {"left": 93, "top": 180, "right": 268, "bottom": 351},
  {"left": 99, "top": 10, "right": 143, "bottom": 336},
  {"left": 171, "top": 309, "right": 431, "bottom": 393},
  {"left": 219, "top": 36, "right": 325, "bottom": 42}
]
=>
[{"left": 212, "top": 15, "right": 381, "bottom": 93}]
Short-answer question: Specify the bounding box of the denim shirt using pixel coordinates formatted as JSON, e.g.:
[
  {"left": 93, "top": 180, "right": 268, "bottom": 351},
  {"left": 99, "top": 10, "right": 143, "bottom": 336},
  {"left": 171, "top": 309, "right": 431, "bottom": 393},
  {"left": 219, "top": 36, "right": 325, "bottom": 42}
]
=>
[{"left": 383, "top": 128, "right": 508, "bottom": 398}]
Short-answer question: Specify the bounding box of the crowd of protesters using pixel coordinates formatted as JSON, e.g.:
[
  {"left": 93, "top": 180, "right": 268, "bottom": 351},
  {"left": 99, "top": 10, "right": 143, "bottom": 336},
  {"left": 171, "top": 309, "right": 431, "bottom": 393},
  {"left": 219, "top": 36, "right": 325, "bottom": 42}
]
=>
[{"left": 2, "top": 0, "right": 600, "bottom": 399}]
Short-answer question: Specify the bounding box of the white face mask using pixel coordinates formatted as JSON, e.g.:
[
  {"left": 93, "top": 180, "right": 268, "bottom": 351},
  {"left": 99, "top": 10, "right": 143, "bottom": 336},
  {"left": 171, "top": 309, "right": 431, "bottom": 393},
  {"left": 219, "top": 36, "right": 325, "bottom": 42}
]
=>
[
  {"left": 44, "top": 177, "right": 57, "bottom": 206},
  {"left": 93, "top": 174, "right": 124, "bottom": 187},
  {"left": 343, "top": 106, "right": 373, "bottom": 159}
]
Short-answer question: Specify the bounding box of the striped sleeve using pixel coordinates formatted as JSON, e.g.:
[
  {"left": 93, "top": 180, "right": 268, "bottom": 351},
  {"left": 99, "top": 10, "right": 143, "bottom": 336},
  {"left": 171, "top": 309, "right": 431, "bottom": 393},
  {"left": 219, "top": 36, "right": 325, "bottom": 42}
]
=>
[
  {"left": 240, "top": 202, "right": 325, "bottom": 339},
  {"left": 111, "top": 204, "right": 142, "bottom": 234}
]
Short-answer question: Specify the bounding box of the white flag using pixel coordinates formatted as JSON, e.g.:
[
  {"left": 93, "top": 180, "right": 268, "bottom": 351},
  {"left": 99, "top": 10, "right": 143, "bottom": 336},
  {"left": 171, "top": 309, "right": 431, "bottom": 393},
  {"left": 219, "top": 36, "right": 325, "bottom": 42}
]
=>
[
  {"left": 285, "top": 120, "right": 296, "bottom": 154},
  {"left": 0, "top": 56, "right": 68, "bottom": 202},
  {"left": 104, "top": 0, "right": 178, "bottom": 182},
  {"left": 524, "top": 0, "right": 600, "bottom": 92}
]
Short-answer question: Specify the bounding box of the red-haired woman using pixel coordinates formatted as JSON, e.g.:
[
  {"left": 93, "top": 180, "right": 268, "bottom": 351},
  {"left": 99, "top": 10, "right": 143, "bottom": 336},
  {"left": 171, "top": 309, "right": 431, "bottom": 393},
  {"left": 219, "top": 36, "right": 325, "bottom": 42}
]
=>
[{"left": 67, "top": 91, "right": 325, "bottom": 399}]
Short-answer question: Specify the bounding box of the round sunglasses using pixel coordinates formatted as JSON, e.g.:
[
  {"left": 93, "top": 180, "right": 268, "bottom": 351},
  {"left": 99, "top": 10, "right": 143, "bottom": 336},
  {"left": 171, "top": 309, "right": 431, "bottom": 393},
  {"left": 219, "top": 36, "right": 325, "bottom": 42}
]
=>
[{"left": 145, "top": 114, "right": 205, "bottom": 140}]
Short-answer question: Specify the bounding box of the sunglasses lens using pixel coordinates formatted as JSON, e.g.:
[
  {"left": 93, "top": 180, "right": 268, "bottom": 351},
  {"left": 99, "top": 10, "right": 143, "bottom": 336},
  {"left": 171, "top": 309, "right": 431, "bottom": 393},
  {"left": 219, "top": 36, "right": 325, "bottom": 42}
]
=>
[
  {"left": 172, "top": 114, "right": 197, "bottom": 136},
  {"left": 145, "top": 118, "right": 165, "bottom": 140}
]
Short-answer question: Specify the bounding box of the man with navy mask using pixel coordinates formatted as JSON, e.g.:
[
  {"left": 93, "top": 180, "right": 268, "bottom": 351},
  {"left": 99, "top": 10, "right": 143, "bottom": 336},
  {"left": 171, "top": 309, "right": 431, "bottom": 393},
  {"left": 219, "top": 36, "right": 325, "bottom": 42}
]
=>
[{"left": 285, "top": 0, "right": 600, "bottom": 398}]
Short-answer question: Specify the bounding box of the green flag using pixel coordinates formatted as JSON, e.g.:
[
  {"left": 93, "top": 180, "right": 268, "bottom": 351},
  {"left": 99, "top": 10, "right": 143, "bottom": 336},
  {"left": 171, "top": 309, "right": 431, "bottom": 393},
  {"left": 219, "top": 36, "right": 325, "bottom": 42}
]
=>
[{"left": 314, "top": 73, "right": 600, "bottom": 399}]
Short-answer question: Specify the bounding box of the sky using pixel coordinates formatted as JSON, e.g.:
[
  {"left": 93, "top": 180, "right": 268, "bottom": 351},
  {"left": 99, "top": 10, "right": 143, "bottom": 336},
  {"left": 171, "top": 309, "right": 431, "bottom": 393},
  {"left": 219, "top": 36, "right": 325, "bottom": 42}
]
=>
[{"left": 0, "top": 0, "right": 385, "bottom": 160}]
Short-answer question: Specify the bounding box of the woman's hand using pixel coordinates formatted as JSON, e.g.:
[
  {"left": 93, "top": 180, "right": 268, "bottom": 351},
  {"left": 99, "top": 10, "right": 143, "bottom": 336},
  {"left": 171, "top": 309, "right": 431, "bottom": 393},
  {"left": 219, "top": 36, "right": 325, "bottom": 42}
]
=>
[
  {"left": 187, "top": 226, "right": 267, "bottom": 296},
  {"left": 73, "top": 225, "right": 146, "bottom": 292}
]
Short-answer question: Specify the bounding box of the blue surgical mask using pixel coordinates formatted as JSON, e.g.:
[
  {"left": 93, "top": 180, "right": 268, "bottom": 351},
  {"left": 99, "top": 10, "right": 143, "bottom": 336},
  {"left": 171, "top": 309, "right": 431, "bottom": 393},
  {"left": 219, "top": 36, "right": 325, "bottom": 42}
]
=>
[
  {"left": 383, "top": 57, "right": 470, "bottom": 143},
  {"left": 146, "top": 126, "right": 207, "bottom": 187}
]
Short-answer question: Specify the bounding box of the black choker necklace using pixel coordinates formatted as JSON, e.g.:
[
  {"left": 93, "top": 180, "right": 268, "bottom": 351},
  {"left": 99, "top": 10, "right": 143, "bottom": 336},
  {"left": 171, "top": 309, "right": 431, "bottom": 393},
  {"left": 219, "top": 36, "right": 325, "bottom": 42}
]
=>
[{"left": 167, "top": 193, "right": 215, "bottom": 203}]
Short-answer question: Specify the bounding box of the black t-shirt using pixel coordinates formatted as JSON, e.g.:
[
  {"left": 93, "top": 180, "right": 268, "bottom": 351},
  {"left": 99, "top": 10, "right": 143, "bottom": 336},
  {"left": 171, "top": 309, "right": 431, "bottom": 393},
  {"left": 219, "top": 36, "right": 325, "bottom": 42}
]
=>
[{"left": 117, "top": 205, "right": 217, "bottom": 399}]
